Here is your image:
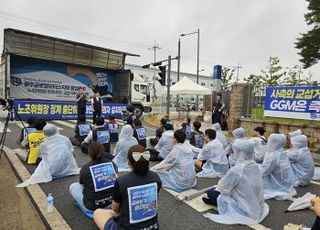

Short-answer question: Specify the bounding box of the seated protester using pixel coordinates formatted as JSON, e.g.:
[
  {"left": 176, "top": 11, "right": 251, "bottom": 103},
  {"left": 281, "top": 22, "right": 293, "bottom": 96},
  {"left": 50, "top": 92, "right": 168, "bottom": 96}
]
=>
[
  {"left": 202, "top": 140, "right": 269, "bottom": 225},
  {"left": 151, "top": 130, "right": 197, "bottom": 190},
  {"left": 253, "top": 127, "right": 267, "bottom": 145},
  {"left": 18, "top": 116, "right": 37, "bottom": 145},
  {"left": 107, "top": 116, "right": 120, "bottom": 144},
  {"left": 133, "top": 118, "right": 147, "bottom": 148},
  {"left": 194, "top": 129, "right": 229, "bottom": 178},
  {"left": 21, "top": 119, "right": 47, "bottom": 165},
  {"left": 311, "top": 196, "right": 320, "bottom": 230},
  {"left": 212, "top": 123, "right": 228, "bottom": 149},
  {"left": 289, "top": 129, "right": 302, "bottom": 139},
  {"left": 124, "top": 105, "right": 136, "bottom": 126},
  {"left": 70, "top": 114, "right": 92, "bottom": 146},
  {"left": 190, "top": 121, "right": 205, "bottom": 148},
  {"left": 181, "top": 117, "right": 193, "bottom": 141},
  {"left": 150, "top": 122, "right": 174, "bottom": 161},
  {"left": 112, "top": 125, "right": 138, "bottom": 170},
  {"left": 225, "top": 127, "right": 246, "bottom": 167},
  {"left": 259, "top": 134, "right": 296, "bottom": 200},
  {"left": 17, "top": 124, "right": 79, "bottom": 187},
  {"left": 150, "top": 118, "right": 167, "bottom": 146},
  {"left": 81, "top": 117, "right": 110, "bottom": 155},
  {"left": 287, "top": 135, "right": 314, "bottom": 187},
  {"left": 250, "top": 137, "right": 267, "bottom": 163},
  {"left": 70, "top": 142, "right": 117, "bottom": 211},
  {"left": 93, "top": 145, "right": 162, "bottom": 230}
]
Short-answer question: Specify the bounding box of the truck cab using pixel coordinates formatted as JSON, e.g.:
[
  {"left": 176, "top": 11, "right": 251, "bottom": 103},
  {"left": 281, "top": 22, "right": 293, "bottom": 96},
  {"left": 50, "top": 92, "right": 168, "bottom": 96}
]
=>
[{"left": 131, "top": 74, "right": 152, "bottom": 117}]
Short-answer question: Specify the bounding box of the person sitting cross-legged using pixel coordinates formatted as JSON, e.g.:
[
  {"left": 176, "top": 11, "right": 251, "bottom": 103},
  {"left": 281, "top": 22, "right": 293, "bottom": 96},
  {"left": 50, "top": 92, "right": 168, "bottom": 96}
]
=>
[
  {"left": 70, "top": 114, "right": 92, "bottom": 146},
  {"left": 202, "top": 139, "right": 269, "bottom": 225}
]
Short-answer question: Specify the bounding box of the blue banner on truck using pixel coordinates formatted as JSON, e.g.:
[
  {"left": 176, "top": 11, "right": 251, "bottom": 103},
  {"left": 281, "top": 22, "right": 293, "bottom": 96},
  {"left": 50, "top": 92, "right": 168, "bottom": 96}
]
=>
[
  {"left": 264, "top": 86, "right": 320, "bottom": 121},
  {"left": 14, "top": 100, "right": 127, "bottom": 120}
]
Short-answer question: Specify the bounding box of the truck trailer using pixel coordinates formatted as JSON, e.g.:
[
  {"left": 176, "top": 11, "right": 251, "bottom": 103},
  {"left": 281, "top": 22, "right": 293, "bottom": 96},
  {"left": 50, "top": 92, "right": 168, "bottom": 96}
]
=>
[{"left": 0, "top": 28, "right": 152, "bottom": 120}]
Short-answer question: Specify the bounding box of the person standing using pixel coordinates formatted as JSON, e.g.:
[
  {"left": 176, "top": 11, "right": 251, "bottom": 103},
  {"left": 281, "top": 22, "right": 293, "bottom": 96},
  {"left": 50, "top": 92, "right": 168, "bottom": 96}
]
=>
[
  {"left": 76, "top": 88, "right": 87, "bottom": 121},
  {"left": 92, "top": 92, "right": 103, "bottom": 124},
  {"left": 212, "top": 93, "right": 225, "bottom": 126}
]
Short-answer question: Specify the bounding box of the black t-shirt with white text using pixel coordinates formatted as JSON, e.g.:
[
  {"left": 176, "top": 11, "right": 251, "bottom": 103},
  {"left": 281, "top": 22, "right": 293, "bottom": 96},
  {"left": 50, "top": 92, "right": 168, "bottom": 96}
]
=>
[
  {"left": 113, "top": 171, "right": 162, "bottom": 230},
  {"left": 80, "top": 159, "right": 118, "bottom": 211}
]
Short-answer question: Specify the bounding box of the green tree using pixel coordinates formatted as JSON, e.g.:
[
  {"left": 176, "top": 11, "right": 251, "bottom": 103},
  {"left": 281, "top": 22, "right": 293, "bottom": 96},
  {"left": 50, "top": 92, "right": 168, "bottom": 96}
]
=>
[
  {"left": 220, "top": 67, "right": 235, "bottom": 91},
  {"left": 244, "top": 57, "right": 286, "bottom": 87},
  {"left": 295, "top": 0, "right": 320, "bottom": 68},
  {"left": 281, "top": 65, "right": 314, "bottom": 85}
]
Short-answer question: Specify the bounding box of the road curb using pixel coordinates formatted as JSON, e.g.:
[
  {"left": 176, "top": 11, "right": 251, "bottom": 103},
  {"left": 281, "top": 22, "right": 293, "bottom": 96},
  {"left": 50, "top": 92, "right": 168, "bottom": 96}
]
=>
[{"left": 3, "top": 146, "right": 71, "bottom": 230}]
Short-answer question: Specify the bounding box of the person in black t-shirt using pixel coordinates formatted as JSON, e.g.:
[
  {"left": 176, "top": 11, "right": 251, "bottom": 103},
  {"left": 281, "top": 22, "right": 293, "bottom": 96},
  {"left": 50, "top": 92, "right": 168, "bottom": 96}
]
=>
[
  {"left": 92, "top": 92, "right": 103, "bottom": 125},
  {"left": 17, "top": 116, "right": 37, "bottom": 145},
  {"left": 212, "top": 93, "right": 225, "bottom": 125},
  {"left": 189, "top": 121, "right": 205, "bottom": 148},
  {"left": 125, "top": 105, "right": 136, "bottom": 126},
  {"left": 69, "top": 142, "right": 118, "bottom": 211},
  {"left": 76, "top": 88, "right": 88, "bottom": 121},
  {"left": 70, "top": 114, "right": 92, "bottom": 146},
  {"left": 93, "top": 145, "right": 162, "bottom": 230},
  {"left": 133, "top": 118, "right": 147, "bottom": 148}
]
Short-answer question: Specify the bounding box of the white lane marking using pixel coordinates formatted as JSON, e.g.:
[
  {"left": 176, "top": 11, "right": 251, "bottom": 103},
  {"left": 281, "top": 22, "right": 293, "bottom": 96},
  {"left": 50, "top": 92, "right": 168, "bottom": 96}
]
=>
[
  {"left": 247, "top": 224, "right": 271, "bottom": 230},
  {"left": 68, "top": 120, "right": 78, "bottom": 124},
  {"left": 53, "top": 120, "right": 76, "bottom": 129},
  {"left": 0, "top": 121, "right": 11, "bottom": 132}
]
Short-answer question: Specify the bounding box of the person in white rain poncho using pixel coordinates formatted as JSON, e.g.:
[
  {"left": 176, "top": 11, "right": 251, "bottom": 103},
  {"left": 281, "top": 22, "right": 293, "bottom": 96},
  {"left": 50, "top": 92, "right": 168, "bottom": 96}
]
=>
[
  {"left": 202, "top": 139, "right": 269, "bottom": 225},
  {"left": 17, "top": 124, "right": 79, "bottom": 187},
  {"left": 225, "top": 127, "right": 246, "bottom": 167},
  {"left": 150, "top": 122, "right": 174, "bottom": 161},
  {"left": 112, "top": 125, "right": 138, "bottom": 170},
  {"left": 194, "top": 129, "right": 229, "bottom": 178},
  {"left": 287, "top": 135, "right": 314, "bottom": 187},
  {"left": 289, "top": 129, "right": 302, "bottom": 138},
  {"left": 151, "top": 130, "right": 197, "bottom": 190},
  {"left": 212, "top": 123, "right": 228, "bottom": 149},
  {"left": 259, "top": 134, "right": 296, "bottom": 200},
  {"left": 250, "top": 137, "right": 267, "bottom": 163}
]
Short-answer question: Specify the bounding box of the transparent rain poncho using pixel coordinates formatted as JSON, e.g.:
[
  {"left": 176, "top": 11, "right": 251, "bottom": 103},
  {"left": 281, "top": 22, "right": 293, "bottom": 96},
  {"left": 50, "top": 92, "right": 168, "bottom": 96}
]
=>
[
  {"left": 112, "top": 125, "right": 138, "bottom": 170},
  {"left": 259, "top": 134, "right": 297, "bottom": 200},
  {"left": 250, "top": 137, "right": 267, "bottom": 163},
  {"left": 155, "top": 130, "right": 174, "bottom": 159},
  {"left": 204, "top": 139, "right": 269, "bottom": 225},
  {"left": 288, "top": 129, "right": 302, "bottom": 138},
  {"left": 212, "top": 123, "right": 228, "bottom": 149},
  {"left": 17, "top": 124, "right": 79, "bottom": 187},
  {"left": 225, "top": 127, "right": 246, "bottom": 167},
  {"left": 287, "top": 135, "right": 314, "bottom": 187},
  {"left": 196, "top": 139, "right": 229, "bottom": 178},
  {"left": 151, "top": 142, "right": 197, "bottom": 190}
]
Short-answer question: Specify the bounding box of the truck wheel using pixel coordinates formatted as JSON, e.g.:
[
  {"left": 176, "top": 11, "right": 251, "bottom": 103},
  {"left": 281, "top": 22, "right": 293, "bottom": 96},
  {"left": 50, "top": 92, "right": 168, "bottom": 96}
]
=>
[{"left": 134, "top": 106, "right": 143, "bottom": 118}]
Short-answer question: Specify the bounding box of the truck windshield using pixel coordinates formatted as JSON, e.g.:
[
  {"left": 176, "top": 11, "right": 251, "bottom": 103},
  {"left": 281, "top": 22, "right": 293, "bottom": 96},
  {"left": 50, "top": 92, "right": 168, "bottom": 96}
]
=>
[{"left": 140, "top": 84, "right": 149, "bottom": 95}]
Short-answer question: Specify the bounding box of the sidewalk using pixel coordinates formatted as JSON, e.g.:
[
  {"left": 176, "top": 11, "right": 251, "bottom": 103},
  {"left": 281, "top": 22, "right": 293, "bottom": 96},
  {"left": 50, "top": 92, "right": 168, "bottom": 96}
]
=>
[{"left": 0, "top": 155, "right": 45, "bottom": 230}]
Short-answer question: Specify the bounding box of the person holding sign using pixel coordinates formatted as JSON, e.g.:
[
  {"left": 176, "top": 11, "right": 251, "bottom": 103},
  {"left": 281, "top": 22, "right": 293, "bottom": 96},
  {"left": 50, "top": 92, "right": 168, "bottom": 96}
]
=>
[
  {"left": 70, "top": 142, "right": 118, "bottom": 211},
  {"left": 151, "top": 130, "right": 197, "bottom": 191},
  {"left": 107, "top": 116, "right": 120, "bottom": 143},
  {"left": 17, "top": 116, "right": 36, "bottom": 145},
  {"left": 70, "top": 114, "right": 92, "bottom": 146},
  {"left": 93, "top": 145, "right": 162, "bottom": 230},
  {"left": 112, "top": 125, "right": 138, "bottom": 170},
  {"left": 76, "top": 88, "right": 88, "bottom": 121},
  {"left": 189, "top": 121, "right": 205, "bottom": 148},
  {"left": 81, "top": 117, "right": 110, "bottom": 156},
  {"left": 133, "top": 118, "right": 147, "bottom": 148}
]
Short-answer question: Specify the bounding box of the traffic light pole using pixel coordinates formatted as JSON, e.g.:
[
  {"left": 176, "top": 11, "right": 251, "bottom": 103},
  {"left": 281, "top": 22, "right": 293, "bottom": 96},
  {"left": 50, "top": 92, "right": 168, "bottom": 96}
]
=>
[{"left": 166, "top": 55, "right": 171, "bottom": 117}]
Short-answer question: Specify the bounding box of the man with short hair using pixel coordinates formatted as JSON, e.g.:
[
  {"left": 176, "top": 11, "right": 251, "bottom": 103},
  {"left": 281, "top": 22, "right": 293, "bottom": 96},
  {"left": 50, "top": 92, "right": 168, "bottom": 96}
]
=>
[
  {"left": 76, "top": 88, "right": 88, "bottom": 121},
  {"left": 91, "top": 92, "right": 103, "bottom": 124},
  {"left": 125, "top": 105, "right": 136, "bottom": 126}
]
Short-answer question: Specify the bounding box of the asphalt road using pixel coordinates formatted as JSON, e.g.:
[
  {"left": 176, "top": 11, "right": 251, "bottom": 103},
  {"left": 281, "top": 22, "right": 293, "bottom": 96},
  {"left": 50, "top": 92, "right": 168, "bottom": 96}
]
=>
[{"left": 1, "top": 118, "right": 318, "bottom": 230}]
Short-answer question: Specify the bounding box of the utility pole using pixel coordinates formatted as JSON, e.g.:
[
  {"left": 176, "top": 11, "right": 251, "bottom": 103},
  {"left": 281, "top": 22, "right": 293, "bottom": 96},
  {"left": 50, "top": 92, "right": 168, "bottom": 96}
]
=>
[
  {"left": 176, "top": 38, "right": 181, "bottom": 111},
  {"left": 236, "top": 63, "right": 242, "bottom": 82},
  {"left": 196, "top": 29, "right": 200, "bottom": 109},
  {"left": 298, "top": 65, "right": 302, "bottom": 85},
  {"left": 149, "top": 41, "right": 161, "bottom": 101},
  {"left": 166, "top": 55, "right": 171, "bottom": 117}
]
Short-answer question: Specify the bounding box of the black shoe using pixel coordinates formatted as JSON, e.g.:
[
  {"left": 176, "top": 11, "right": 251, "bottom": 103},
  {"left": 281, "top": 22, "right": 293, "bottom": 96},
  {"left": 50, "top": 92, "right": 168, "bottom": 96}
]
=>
[{"left": 202, "top": 197, "right": 214, "bottom": 205}]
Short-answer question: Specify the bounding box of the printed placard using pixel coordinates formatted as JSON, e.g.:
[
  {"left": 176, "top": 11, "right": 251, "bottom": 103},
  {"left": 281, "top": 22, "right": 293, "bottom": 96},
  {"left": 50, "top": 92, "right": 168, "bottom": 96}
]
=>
[
  {"left": 128, "top": 182, "right": 158, "bottom": 224},
  {"left": 23, "top": 127, "right": 37, "bottom": 138},
  {"left": 136, "top": 128, "right": 146, "bottom": 140},
  {"left": 195, "top": 135, "right": 204, "bottom": 148},
  {"left": 108, "top": 124, "right": 119, "bottom": 134},
  {"left": 78, "top": 124, "right": 91, "bottom": 136},
  {"left": 97, "top": 130, "right": 110, "bottom": 144},
  {"left": 89, "top": 162, "right": 117, "bottom": 192}
]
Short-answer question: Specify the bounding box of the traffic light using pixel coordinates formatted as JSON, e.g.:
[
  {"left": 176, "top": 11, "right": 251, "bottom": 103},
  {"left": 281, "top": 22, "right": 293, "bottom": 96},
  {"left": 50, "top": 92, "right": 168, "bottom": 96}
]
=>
[{"left": 158, "top": 66, "right": 166, "bottom": 86}]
